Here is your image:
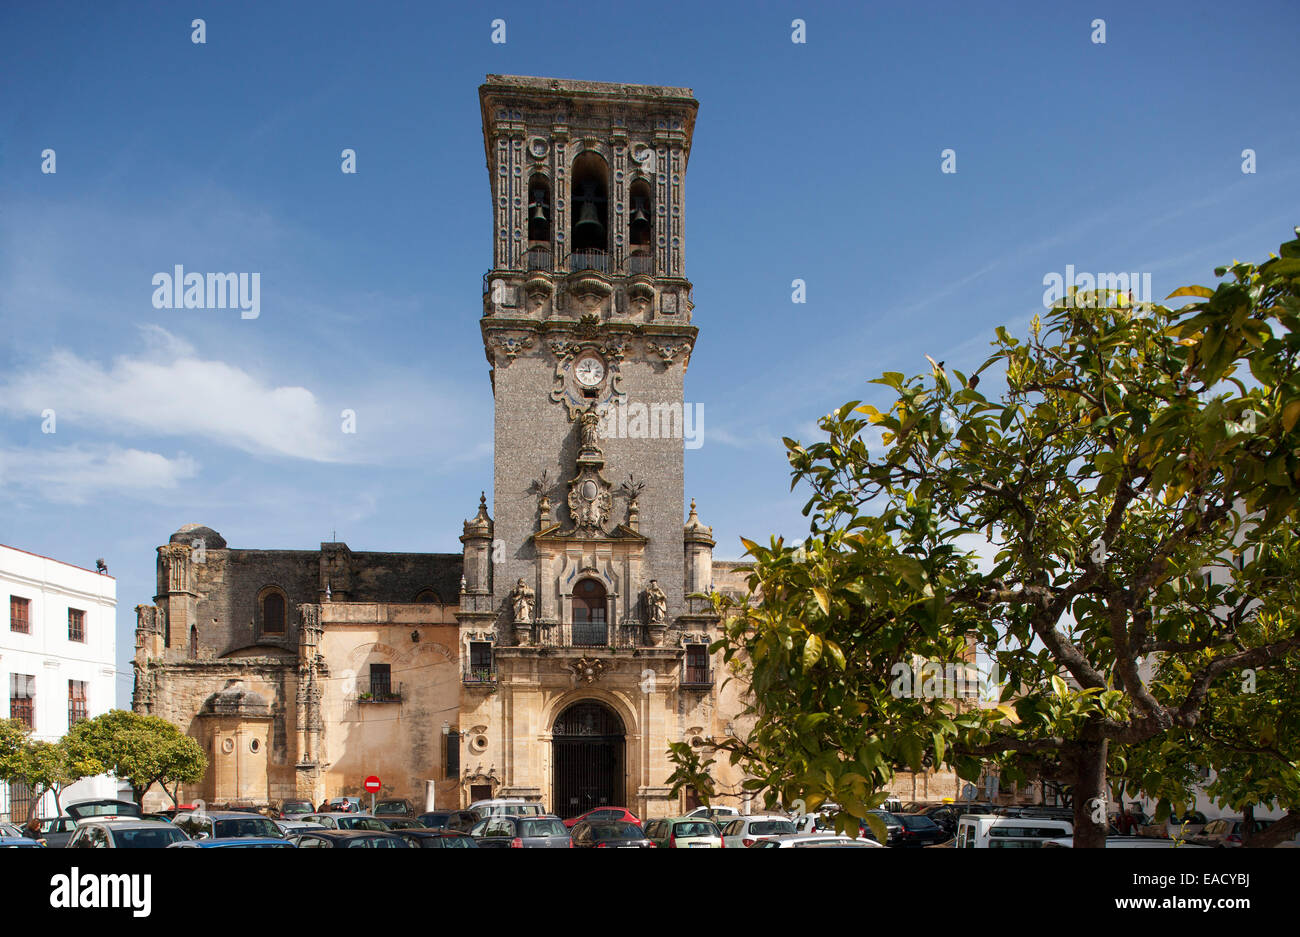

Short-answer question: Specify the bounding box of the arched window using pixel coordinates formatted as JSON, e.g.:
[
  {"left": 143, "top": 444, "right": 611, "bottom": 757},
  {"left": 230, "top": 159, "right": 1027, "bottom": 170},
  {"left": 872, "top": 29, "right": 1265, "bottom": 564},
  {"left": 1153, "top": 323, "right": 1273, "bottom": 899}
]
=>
[
  {"left": 260, "top": 589, "right": 286, "bottom": 635},
  {"left": 414, "top": 589, "right": 440, "bottom": 604},
  {"left": 571, "top": 578, "right": 607, "bottom": 646},
  {"left": 570, "top": 152, "right": 609, "bottom": 261},
  {"left": 189, "top": 625, "right": 198, "bottom": 659}
]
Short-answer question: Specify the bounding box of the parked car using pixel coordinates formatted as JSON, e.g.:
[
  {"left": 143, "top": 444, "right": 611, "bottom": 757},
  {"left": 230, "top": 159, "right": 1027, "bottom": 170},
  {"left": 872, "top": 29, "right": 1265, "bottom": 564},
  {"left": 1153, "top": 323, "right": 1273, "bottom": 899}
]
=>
[
  {"left": 274, "top": 819, "right": 323, "bottom": 835},
  {"left": 64, "top": 799, "right": 142, "bottom": 820},
  {"left": 1042, "top": 835, "right": 1209, "bottom": 848},
  {"left": 570, "top": 820, "right": 655, "bottom": 849},
  {"left": 170, "top": 838, "right": 296, "bottom": 848},
  {"left": 469, "top": 814, "right": 571, "bottom": 848},
  {"left": 300, "top": 812, "right": 391, "bottom": 832},
  {"left": 1188, "top": 817, "right": 1273, "bottom": 848},
  {"left": 719, "top": 815, "right": 797, "bottom": 848},
  {"left": 563, "top": 806, "right": 642, "bottom": 829},
  {"left": 378, "top": 817, "right": 427, "bottom": 830},
  {"left": 277, "top": 800, "right": 315, "bottom": 819},
  {"left": 467, "top": 810, "right": 569, "bottom": 847},
  {"left": 0, "top": 835, "right": 45, "bottom": 848},
  {"left": 918, "top": 803, "right": 999, "bottom": 835},
  {"left": 373, "top": 799, "right": 416, "bottom": 817},
  {"left": 643, "top": 817, "right": 723, "bottom": 848},
  {"left": 956, "top": 815, "right": 1073, "bottom": 848},
  {"left": 67, "top": 819, "right": 191, "bottom": 849},
  {"left": 752, "top": 833, "right": 884, "bottom": 848},
  {"left": 291, "top": 829, "right": 412, "bottom": 848},
  {"left": 417, "top": 810, "right": 480, "bottom": 832},
  {"left": 172, "top": 810, "right": 288, "bottom": 841},
  {"left": 322, "top": 797, "right": 363, "bottom": 813},
  {"left": 0, "top": 822, "right": 30, "bottom": 840},
  {"left": 32, "top": 817, "right": 79, "bottom": 848},
  {"left": 683, "top": 805, "right": 740, "bottom": 823},
  {"left": 399, "top": 830, "right": 479, "bottom": 849},
  {"left": 1139, "top": 811, "right": 1209, "bottom": 839},
  {"left": 892, "top": 813, "right": 953, "bottom": 847},
  {"left": 468, "top": 798, "right": 545, "bottom": 819}
]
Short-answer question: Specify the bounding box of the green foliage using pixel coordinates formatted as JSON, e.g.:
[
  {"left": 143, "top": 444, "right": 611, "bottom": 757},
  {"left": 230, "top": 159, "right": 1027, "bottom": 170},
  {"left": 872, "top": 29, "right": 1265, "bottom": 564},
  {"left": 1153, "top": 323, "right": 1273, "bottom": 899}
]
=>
[
  {"left": 66, "top": 709, "right": 207, "bottom": 804},
  {"left": 669, "top": 230, "right": 1300, "bottom": 845}
]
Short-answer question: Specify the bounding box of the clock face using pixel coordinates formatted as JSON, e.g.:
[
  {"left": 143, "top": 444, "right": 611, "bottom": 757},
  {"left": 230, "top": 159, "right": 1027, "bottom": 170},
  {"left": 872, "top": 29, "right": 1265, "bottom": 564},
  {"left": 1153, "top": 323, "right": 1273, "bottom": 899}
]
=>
[{"left": 574, "top": 356, "right": 605, "bottom": 388}]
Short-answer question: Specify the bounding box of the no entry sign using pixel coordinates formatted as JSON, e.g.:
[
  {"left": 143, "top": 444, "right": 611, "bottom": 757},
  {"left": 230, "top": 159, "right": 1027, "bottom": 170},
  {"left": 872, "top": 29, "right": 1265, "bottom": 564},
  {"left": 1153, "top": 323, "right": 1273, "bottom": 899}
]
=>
[{"left": 364, "top": 776, "right": 381, "bottom": 793}]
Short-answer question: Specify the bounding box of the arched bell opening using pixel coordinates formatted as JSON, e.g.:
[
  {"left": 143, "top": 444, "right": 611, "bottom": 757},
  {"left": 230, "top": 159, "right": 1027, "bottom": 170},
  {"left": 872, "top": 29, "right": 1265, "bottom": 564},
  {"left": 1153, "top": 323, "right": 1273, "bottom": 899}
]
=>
[
  {"left": 570, "top": 152, "right": 609, "bottom": 267},
  {"left": 526, "top": 173, "right": 552, "bottom": 270}
]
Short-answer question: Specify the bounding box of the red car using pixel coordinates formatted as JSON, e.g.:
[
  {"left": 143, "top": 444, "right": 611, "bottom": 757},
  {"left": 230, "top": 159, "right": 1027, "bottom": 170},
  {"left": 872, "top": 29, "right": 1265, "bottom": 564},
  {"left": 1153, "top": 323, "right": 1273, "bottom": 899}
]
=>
[{"left": 563, "top": 807, "right": 641, "bottom": 829}]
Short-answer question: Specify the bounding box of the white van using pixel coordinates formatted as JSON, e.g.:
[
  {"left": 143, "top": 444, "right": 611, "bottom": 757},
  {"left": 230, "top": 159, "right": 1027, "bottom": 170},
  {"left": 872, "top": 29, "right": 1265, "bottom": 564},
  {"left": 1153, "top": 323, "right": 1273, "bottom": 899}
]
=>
[
  {"left": 468, "top": 798, "right": 545, "bottom": 819},
  {"left": 956, "top": 815, "right": 1073, "bottom": 849}
]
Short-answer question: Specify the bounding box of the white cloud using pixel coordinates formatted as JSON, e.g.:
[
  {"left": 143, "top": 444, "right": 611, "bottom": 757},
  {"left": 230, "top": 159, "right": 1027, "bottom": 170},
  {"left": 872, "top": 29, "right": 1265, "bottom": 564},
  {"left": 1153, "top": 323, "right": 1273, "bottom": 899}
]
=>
[
  {"left": 0, "top": 326, "right": 343, "bottom": 462},
  {"left": 0, "top": 444, "right": 199, "bottom": 504}
]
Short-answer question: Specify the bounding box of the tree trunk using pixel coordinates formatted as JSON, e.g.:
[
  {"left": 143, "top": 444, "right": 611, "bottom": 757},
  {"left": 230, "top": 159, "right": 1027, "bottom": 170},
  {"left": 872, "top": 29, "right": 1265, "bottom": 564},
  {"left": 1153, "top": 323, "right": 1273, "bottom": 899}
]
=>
[
  {"left": 1071, "top": 739, "right": 1109, "bottom": 848},
  {"left": 1245, "top": 808, "right": 1300, "bottom": 848}
]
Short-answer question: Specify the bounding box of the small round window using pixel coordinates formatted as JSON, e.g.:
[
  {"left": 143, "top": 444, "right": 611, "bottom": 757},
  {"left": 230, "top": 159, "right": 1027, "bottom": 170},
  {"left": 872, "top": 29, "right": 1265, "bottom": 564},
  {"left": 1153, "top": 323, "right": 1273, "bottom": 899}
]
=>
[
  {"left": 221, "top": 738, "right": 234, "bottom": 754},
  {"left": 249, "top": 738, "right": 261, "bottom": 754}
]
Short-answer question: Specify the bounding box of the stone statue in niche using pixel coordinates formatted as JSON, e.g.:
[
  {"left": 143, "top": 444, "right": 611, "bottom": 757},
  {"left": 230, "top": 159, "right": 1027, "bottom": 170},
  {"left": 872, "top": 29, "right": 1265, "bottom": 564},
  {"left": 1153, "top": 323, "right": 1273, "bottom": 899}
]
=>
[
  {"left": 645, "top": 580, "right": 667, "bottom": 625},
  {"left": 511, "top": 578, "right": 535, "bottom": 624}
]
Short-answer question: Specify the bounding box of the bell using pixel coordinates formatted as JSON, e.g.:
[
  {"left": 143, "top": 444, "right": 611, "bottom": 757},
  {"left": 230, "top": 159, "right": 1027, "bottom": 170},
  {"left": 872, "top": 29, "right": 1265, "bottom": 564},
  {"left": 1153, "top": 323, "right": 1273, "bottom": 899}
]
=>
[
  {"left": 529, "top": 189, "right": 549, "bottom": 223},
  {"left": 629, "top": 195, "right": 650, "bottom": 226},
  {"left": 573, "top": 183, "right": 606, "bottom": 240}
]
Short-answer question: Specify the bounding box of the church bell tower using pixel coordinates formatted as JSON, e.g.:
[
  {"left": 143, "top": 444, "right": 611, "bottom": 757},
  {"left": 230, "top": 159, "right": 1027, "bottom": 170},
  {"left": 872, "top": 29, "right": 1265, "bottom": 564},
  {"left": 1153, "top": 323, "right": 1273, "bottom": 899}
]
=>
[{"left": 476, "top": 75, "right": 700, "bottom": 646}]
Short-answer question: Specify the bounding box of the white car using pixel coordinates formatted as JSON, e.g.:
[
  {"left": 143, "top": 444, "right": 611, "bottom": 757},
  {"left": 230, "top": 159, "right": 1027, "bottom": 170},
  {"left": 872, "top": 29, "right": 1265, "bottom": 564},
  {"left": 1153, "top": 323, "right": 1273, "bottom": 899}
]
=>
[
  {"left": 720, "top": 815, "right": 797, "bottom": 848},
  {"left": 751, "top": 833, "right": 883, "bottom": 848},
  {"left": 1042, "top": 835, "right": 1209, "bottom": 848},
  {"left": 468, "top": 798, "right": 544, "bottom": 819},
  {"left": 683, "top": 805, "right": 740, "bottom": 822}
]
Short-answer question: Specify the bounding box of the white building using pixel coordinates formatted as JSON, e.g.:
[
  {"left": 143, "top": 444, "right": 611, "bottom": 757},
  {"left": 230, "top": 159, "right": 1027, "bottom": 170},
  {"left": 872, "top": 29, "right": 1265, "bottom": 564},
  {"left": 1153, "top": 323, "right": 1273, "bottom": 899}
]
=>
[{"left": 1, "top": 544, "right": 119, "bottom": 821}]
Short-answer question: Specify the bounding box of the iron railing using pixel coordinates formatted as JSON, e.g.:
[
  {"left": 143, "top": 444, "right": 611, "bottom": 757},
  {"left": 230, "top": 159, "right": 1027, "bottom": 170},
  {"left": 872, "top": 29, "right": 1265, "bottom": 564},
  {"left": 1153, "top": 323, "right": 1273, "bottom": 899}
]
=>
[
  {"left": 566, "top": 248, "right": 610, "bottom": 273},
  {"left": 358, "top": 682, "right": 402, "bottom": 703},
  {"left": 463, "top": 667, "right": 498, "bottom": 686},
  {"left": 526, "top": 246, "right": 553, "bottom": 271}
]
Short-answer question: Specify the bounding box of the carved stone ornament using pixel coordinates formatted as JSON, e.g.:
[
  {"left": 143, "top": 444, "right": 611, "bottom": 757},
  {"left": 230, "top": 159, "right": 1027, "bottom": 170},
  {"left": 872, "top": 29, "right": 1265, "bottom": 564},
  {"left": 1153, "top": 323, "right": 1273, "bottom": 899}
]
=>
[
  {"left": 568, "top": 656, "right": 608, "bottom": 685},
  {"left": 566, "top": 408, "right": 614, "bottom": 533},
  {"left": 493, "top": 333, "right": 535, "bottom": 363}
]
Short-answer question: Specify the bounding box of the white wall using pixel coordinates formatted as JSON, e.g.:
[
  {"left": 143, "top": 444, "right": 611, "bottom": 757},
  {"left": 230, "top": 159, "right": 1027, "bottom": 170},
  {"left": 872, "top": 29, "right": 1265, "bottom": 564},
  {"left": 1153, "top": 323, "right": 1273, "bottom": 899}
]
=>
[{"left": 0, "top": 544, "right": 119, "bottom": 819}]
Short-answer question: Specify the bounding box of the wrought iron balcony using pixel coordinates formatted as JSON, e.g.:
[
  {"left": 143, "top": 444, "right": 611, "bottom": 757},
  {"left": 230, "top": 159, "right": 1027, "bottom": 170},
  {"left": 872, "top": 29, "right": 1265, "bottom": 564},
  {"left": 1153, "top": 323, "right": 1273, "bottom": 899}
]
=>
[
  {"left": 565, "top": 249, "right": 609, "bottom": 273},
  {"left": 462, "top": 667, "right": 498, "bottom": 687},
  {"left": 358, "top": 683, "right": 403, "bottom": 703},
  {"left": 526, "top": 246, "right": 553, "bottom": 271}
]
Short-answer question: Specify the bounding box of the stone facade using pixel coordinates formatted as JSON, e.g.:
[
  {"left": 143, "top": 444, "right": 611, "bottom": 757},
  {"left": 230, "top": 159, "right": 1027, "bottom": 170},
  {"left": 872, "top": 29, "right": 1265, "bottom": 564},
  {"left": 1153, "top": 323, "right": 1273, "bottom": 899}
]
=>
[{"left": 130, "top": 74, "right": 962, "bottom": 818}]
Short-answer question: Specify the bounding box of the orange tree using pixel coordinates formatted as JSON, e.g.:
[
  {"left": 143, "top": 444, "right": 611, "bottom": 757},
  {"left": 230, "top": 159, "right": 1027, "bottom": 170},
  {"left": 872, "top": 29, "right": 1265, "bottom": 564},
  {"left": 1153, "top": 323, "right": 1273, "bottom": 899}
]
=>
[{"left": 670, "top": 230, "right": 1300, "bottom": 847}]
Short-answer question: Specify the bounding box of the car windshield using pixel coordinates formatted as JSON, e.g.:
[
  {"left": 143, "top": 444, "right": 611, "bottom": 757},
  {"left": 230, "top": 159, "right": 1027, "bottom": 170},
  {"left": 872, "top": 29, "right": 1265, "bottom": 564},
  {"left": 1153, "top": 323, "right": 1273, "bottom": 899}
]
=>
[
  {"left": 114, "top": 827, "right": 189, "bottom": 848},
  {"left": 592, "top": 823, "right": 643, "bottom": 840},
  {"left": 900, "top": 815, "right": 940, "bottom": 830},
  {"left": 419, "top": 814, "right": 450, "bottom": 828},
  {"left": 376, "top": 801, "right": 407, "bottom": 812},
  {"left": 283, "top": 803, "right": 312, "bottom": 814},
  {"left": 215, "top": 818, "right": 283, "bottom": 839},
  {"left": 441, "top": 835, "right": 474, "bottom": 848},
  {"left": 519, "top": 819, "right": 567, "bottom": 838},
  {"left": 674, "top": 822, "right": 719, "bottom": 837},
  {"left": 749, "top": 820, "right": 795, "bottom": 836}
]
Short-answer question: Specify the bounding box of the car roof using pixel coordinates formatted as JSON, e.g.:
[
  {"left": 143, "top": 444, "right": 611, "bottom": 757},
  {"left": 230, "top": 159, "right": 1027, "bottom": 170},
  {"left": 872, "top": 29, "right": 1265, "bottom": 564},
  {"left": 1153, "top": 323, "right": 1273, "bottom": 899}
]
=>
[
  {"left": 296, "top": 828, "right": 402, "bottom": 838},
  {"left": 94, "top": 820, "right": 184, "bottom": 831}
]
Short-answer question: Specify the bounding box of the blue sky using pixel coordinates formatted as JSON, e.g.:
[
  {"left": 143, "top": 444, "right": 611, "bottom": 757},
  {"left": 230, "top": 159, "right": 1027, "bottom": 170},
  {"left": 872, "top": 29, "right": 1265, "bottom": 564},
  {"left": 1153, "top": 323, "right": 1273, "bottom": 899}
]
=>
[{"left": 1, "top": 0, "right": 1297, "bottom": 706}]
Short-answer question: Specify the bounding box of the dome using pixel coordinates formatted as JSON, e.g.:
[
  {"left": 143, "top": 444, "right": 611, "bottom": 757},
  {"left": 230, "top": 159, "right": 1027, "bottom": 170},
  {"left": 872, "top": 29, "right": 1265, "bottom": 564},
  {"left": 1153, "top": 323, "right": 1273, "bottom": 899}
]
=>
[
  {"left": 169, "top": 524, "right": 227, "bottom": 549},
  {"left": 202, "top": 681, "right": 270, "bottom": 717}
]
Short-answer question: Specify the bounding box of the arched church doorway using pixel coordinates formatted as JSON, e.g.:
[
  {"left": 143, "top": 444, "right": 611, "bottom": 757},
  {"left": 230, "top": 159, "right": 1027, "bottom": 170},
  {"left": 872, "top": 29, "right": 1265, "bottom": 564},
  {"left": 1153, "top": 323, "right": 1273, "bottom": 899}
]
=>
[{"left": 552, "top": 700, "right": 625, "bottom": 819}]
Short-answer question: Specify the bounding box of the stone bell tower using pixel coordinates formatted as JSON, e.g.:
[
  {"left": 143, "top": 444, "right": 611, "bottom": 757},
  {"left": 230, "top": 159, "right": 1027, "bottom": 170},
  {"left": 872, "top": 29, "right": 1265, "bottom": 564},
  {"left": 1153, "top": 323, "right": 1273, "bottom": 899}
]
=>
[{"left": 477, "top": 75, "right": 699, "bottom": 642}]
